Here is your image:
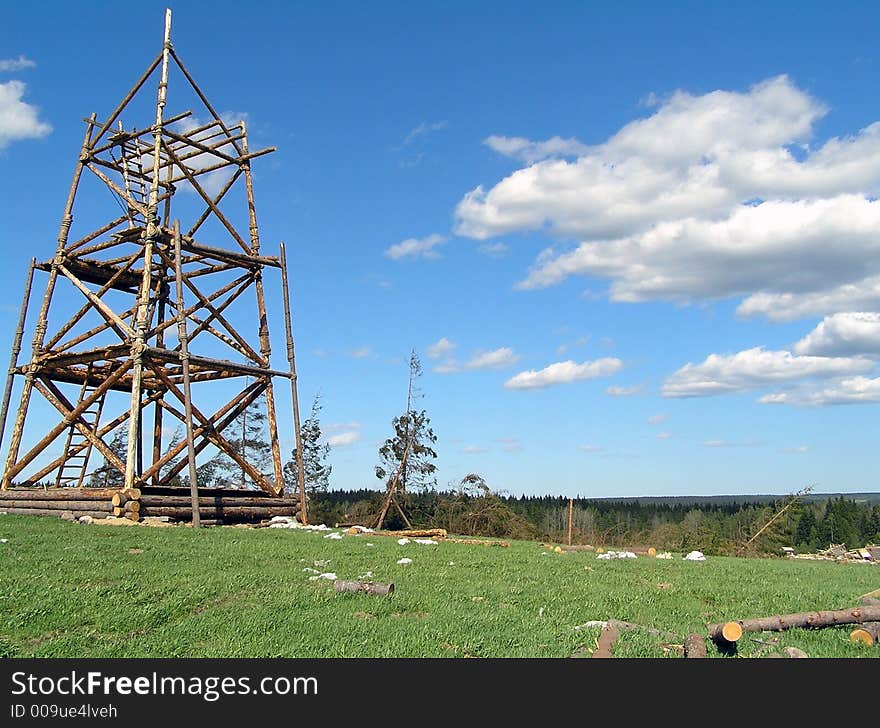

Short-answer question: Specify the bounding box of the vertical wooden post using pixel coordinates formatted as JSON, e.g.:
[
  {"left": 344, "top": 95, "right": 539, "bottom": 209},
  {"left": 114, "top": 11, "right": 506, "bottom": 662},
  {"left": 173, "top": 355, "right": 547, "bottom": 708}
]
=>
[
  {"left": 0, "top": 258, "right": 35, "bottom": 457},
  {"left": 2, "top": 115, "right": 95, "bottom": 489},
  {"left": 279, "top": 242, "right": 307, "bottom": 523},
  {"left": 568, "top": 498, "right": 574, "bottom": 546},
  {"left": 241, "top": 122, "right": 285, "bottom": 494},
  {"left": 173, "top": 221, "right": 200, "bottom": 528},
  {"left": 151, "top": 153, "right": 174, "bottom": 485},
  {"left": 125, "top": 7, "right": 170, "bottom": 490}
]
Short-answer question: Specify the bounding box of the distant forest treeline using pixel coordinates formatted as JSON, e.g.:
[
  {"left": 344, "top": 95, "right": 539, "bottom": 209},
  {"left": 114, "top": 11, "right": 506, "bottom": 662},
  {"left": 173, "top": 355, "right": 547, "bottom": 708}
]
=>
[{"left": 309, "top": 488, "right": 880, "bottom": 556}]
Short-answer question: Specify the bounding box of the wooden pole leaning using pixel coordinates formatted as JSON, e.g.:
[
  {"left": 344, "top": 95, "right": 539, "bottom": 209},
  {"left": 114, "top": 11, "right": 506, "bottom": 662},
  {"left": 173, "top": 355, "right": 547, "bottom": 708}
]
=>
[
  {"left": 0, "top": 258, "right": 35, "bottom": 455},
  {"left": 279, "top": 242, "right": 307, "bottom": 523}
]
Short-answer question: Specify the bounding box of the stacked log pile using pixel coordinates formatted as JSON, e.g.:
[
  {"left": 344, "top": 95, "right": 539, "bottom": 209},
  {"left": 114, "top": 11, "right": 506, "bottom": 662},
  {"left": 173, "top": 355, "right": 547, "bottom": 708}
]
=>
[
  {"left": 0, "top": 486, "right": 301, "bottom": 525},
  {"left": 0, "top": 487, "right": 116, "bottom": 519},
  {"left": 791, "top": 543, "right": 878, "bottom": 563},
  {"left": 137, "top": 487, "right": 301, "bottom": 524}
]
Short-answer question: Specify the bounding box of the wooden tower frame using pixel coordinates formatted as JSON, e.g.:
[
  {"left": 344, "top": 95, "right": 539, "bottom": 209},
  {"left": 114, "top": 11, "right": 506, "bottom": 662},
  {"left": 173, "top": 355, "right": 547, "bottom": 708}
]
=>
[{"left": 0, "top": 10, "right": 308, "bottom": 522}]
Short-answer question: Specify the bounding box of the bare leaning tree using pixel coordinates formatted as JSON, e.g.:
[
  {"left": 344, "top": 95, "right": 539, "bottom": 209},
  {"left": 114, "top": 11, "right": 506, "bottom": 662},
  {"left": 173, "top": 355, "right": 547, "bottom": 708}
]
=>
[{"left": 374, "top": 350, "right": 437, "bottom": 529}]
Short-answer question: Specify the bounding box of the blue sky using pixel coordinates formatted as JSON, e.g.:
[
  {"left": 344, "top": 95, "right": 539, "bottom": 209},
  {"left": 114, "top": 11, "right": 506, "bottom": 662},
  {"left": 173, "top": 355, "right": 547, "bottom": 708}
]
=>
[{"left": 1, "top": 1, "right": 879, "bottom": 498}]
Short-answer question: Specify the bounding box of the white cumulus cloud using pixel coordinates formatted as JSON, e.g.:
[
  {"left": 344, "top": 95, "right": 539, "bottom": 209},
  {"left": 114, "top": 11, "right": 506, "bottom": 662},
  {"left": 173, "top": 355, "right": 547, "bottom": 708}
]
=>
[
  {"left": 793, "top": 312, "right": 880, "bottom": 357},
  {"left": 606, "top": 384, "right": 643, "bottom": 396},
  {"left": 484, "top": 134, "right": 590, "bottom": 163},
  {"left": 662, "top": 346, "right": 873, "bottom": 398},
  {"left": 326, "top": 431, "right": 361, "bottom": 447},
  {"left": 453, "top": 75, "right": 880, "bottom": 321},
  {"left": 760, "top": 375, "right": 880, "bottom": 406},
  {"left": 505, "top": 357, "right": 623, "bottom": 390},
  {"left": 0, "top": 80, "right": 51, "bottom": 149},
  {"left": 426, "top": 337, "right": 456, "bottom": 359},
  {"left": 466, "top": 347, "right": 519, "bottom": 370},
  {"left": 384, "top": 233, "right": 446, "bottom": 260},
  {"left": 0, "top": 56, "right": 36, "bottom": 72}
]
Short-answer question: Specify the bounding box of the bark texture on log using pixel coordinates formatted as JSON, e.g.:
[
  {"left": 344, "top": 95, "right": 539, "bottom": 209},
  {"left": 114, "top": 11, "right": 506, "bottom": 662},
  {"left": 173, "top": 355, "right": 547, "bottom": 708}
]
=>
[
  {"left": 140, "top": 486, "right": 279, "bottom": 498},
  {"left": 139, "top": 505, "right": 298, "bottom": 518},
  {"left": 377, "top": 528, "right": 447, "bottom": 538},
  {"left": 684, "top": 634, "right": 707, "bottom": 658},
  {"left": 0, "top": 488, "right": 118, "bottom": 500},
  {"left": 139, "top": 495, "right": 300, "bottom": 508},
  {"left": 709, "top": 605, "right": 880, "bottom": 643},
  {"left": 1, "top": 507, "right": 110, "bottom": 518},
  {"left": 333, "top": 580, "right": 394, "bottom": 596},
  {"left": 0, "top": 499, "right": 112, "bottom": 512}
]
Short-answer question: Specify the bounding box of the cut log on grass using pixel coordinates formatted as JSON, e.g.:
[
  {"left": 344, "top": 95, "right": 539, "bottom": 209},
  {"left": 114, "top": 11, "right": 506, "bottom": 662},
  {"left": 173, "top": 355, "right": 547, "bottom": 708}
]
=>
[
  {"left": 783, "top": 647, "right": 808, "bottom": 658},
  {"left": 552, "top": 544, "right": 595, "bottom": 552},
  {"left": 850, "top": 622, "right": 880, "bottom": 646},
  {"left": 709, "top": 605, "right": 880, "bottom": 644},
  {"left": 0, "top": 499, "right": 113, "bottom": 512},
  {"left": 684, "top": 634, "right": 707, "bottom": 658},
  {"left": 592, "top": 622, "right": 619, "bottom": 658},
  {"left": 445, "top": 537, "right": 510, "bottom": 547},
  {"left": 377, "top": 528, "right": 447, "bottom": 539},
  {"left": 333, "top": 580, "right": 394, "bottom": 597}
]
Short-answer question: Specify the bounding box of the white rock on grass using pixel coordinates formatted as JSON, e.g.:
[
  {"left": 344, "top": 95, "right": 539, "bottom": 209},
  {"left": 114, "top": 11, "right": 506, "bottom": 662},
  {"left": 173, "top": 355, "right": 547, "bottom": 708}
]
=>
[
  {"left": 0, "top": 538, "right": 8, "bottom": 543},
  {"left": 324, "top": 532, "right": 343, "bottom": 540},
  {"left": 397, "top": 558, "right": 413, "bottom": 565},
  {"left": 414, "top": 539, "right": 438, "bottom": 546},
  {"left": 397, "top": 538, "right": 410, "bottom": 545},
  {"left": 683, "top": 551, "right": 706, "bottom": 561},
  {"left": 308, "top": 572, "right": 338, "bottom": 581},
  {"left": 597, "top": 551, "right": 638, "bottom": 560}
]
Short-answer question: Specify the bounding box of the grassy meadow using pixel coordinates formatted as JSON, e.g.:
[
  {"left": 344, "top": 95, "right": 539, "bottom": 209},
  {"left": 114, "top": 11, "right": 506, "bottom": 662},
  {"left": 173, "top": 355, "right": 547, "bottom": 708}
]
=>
[{"left": 0, "top": 514, "right": 877, "bottom": 658}]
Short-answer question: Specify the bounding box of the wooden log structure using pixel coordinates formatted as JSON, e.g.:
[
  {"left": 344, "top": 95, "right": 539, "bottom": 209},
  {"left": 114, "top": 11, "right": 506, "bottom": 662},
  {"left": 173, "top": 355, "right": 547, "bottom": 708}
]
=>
[
  {"left": 111, "top": 488, "right": 141, "bottom": 506},
  {"left": 850, "top": 622, "right": 880, "bottom": 646},
  {"left": 139, "top": 495, "right": 299, "bottom": 508},
  {"left": 0, "top": 487, "right": 118, "bottom": 501},
  {"left": 0, "top": 486, "right": 298, "bottom": 524},
  {"left": 0, "top": 507, "right": 110, "bottom": 519},
  {"left": 709, "top": 605, "right": 880, "bottom": 644},
  {"left": 0, "top": 499, "right": 113, "bottom": 512},
  {"left": 683, "top": 634, "right": 708, "bottom": 658},
  {"left": 138, "top": 505, "right": 299, "bottom": 522},
  {"left": 333, "top": 580, "right": 395, "bottom": 597}
]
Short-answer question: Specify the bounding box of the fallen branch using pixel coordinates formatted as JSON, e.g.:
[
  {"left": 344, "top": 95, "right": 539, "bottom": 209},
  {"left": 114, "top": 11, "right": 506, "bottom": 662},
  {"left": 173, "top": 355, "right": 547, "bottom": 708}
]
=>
[
  {"left": 444, "top": 537, "right": 509, "bottom": 547},
  {"left": 683, "top": 634, "right": 707, "bottom": 658},
  {"left": 709, "top": 604, "right": 880, "bottom": 644},
  {"left": 333, "top": 580, "right": 394, "bottom": 597}
]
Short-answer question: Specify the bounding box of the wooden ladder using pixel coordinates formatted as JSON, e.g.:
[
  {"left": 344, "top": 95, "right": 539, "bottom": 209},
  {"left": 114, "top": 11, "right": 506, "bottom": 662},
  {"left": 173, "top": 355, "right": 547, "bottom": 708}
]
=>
[
  {"left": 119, "top": 133, "right": 147, "bottom": 227},
  {"left": 54, "top": 367, "right": 107, "bottom": 488}
]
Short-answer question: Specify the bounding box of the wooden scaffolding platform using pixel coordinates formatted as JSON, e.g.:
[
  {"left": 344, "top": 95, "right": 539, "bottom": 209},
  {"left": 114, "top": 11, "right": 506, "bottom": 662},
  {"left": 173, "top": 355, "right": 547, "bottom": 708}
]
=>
[{"left": 0, "top": 9, "right": 308, "bottom": 525}]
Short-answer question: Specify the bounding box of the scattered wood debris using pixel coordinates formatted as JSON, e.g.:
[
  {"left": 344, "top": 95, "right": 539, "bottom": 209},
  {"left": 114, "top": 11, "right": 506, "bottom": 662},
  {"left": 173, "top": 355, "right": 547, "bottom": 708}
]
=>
[{"left": 790, "top": 543, "right": 877, "bottom": 563}]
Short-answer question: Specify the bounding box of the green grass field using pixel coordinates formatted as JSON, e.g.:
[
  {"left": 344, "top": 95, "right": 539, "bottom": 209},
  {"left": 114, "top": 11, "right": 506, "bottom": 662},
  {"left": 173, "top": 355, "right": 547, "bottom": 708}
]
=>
[{"left": 1, "top": 514, "right": 877, "bottom": 658}]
